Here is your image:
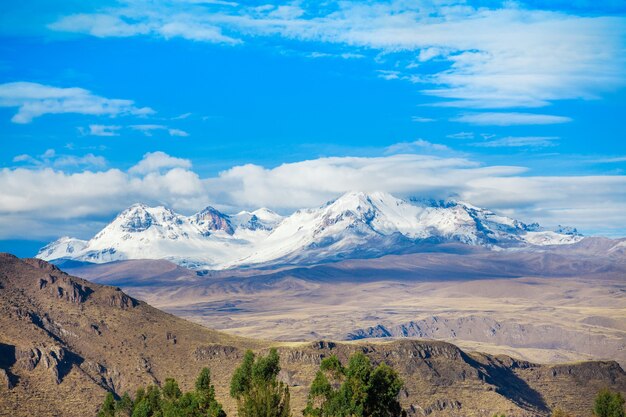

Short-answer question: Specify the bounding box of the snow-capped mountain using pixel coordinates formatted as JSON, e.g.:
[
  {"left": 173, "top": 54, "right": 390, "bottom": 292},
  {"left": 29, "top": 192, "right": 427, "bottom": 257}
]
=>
[{"left": 37, "top": 191, "right": 583, "bottom": 270}]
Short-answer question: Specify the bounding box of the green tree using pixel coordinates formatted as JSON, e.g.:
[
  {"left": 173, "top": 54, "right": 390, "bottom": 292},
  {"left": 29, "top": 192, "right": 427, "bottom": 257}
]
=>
[
  {"left": 195, "top": 367, "right": 226, "bottom": 417},
  {"left": 132, "top": 385, "right": 162, "bottom": 417},
  {"left": 115, "top": 392, "right": 134, "bottom": 417},
  {"left": 162, "top": 378, "right": 182, "bottom": 403},
  {"left": 175, "top": 392, "right": 201, "bottom": 417},
  {"left": 230, "top": 348, "right": 291, "bottom": 417},
  {"left": 98, "top": 392, "right": 116, "bottom": 417},
  {"left": 303, "top": 353, "right": 405, "bottom": 417},
  {"left": 135, "top": 387, "right": 146, "bottom": 404},
  {"left": 594, "top": 388, "right": 625, "bottom": 417},
  {"left": 98, "top": 368, "right": 226, "bottom": 417},
  {"left": 367, "top": 363, "right": 403, "bottom": 417}
]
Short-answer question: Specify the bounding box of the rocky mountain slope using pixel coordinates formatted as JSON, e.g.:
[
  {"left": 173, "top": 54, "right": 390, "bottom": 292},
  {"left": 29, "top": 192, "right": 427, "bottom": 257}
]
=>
[
  {"left": 37, "top": 191, "right": 583, "bottom": 270},
  {"left": 1, "top": 253, "right": 625, "bottom": 417}
]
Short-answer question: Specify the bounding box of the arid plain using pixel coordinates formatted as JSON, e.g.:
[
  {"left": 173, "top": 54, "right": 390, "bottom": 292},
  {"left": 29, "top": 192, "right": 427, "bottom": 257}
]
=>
[{"left": 66, "top": 242, "right": 626, "bottom": 368}]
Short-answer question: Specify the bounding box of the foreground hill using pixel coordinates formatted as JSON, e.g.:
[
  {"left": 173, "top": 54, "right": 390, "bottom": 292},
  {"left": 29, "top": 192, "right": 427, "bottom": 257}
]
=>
[
  {"left": 36, "top": 191, "right": 584, "bottom": 270},
  {"left": 1, "top": 253, "right": 625, "bottom": 417}
]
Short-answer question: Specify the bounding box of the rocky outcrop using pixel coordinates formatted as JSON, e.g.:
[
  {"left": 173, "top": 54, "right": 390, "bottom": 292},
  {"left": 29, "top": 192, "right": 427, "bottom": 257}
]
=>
[
  {"left": 37, "top": 274, "right": 92, "bottom": 304},
  {"left": 82, "top": 361, "right": 123, "bottom": 393},
  {"left": 347, "top": 315, "right": 626, "bottom": 366},
  {"left": 16, "top": 345, "right": 68, "bottom": 384},
  {"left": 107, "top": 288, "right": 137, "bottom": 309},
  {"left": 194, "top": 345, "right": 240, "bottom": 360},
  {"left": 192, "top": 206, "right": 234, "bottom": 236}
]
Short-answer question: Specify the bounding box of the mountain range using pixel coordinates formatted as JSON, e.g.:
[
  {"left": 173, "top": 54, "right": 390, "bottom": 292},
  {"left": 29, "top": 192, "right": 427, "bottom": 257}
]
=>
[{"left": 37, "top": 191, "right": 583, "bottom": 270}]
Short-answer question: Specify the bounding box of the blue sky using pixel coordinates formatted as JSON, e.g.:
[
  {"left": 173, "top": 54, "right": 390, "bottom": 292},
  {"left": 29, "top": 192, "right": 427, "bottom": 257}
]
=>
[{"left": 1, "top": 0, "right": 625, "bottom": 255}]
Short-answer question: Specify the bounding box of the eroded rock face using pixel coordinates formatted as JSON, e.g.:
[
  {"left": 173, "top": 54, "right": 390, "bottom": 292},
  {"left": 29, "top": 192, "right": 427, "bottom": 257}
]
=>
[
  {"left": 108, "top": 288, "right": 137, "bottom": 309},
  {"left": 37, "top": 274, "right": 91, "bottom": 304},
  {"left": 82, "top": 361, "right": 123, "bottom": 393},
  {"left": 424, "top": 399, "right": 462, "bottom": 414},
  {"left": 16, "top": 345, "right": 67, "bottom": 384},
  {"left": 192, "top": 207, "right": 234, "bottom": 236},
  {"left": 194, "top": 345, "right": 240, "bottom": 361},
  {"left": 22, "top": 258, "right": 60, "bottom": 273}
]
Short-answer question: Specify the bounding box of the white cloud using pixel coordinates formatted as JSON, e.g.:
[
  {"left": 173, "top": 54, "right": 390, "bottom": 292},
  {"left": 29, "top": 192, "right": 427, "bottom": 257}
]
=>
[
  {"left": 11, "top": 149, "right": 107, "bottom": 170},
  {"left": 418, "top": 47, "right": 448, "bottom": 62},
  {"left": 452, "top": 112, "right": 573, "bottom": 126},
  {"left": 1, "top": 152, "right": 626, "bottom": 239},
  {"left": 12, "top": 154, "right": 32, "bottom": 163},
  {"left": 47, "top": 1, "right": 626, "bottom": 109},
  {"left": 473, "top": 136, "right": 559, "bottom": 148},
  {"left": 42, "top": 149, "right": 56, "bottom": 159},
  {"left": 0, "top": 82, "right": 154, "bottom": 123},
  {"left": 168, "top": 128, "right": 190, "bottom": 137},
  {"left": 592, "top": 156, "right": 626, "bottom": 164},
  {"left": 376, "top": 70, "right": 401, "bottom": 80},
  {"left": 385, "top": 139, "right": 452, "bottom": 154},
  {"left": 159, "top": 20, "right": 241, "bottom": 43},
  {"left": 50, "top": 11, "right": 240, "bottom": 44},
  {"left": 172, "top": 112, "right": 192, "bottom": 120},
  {"left": 447, "top": 132, "right": 474, "bottom": 140},
  {"left": 54, "top": 154, "right": 107, "bottom": 169},
  {"left": 131, "top": 124, "right": 189, "bottom": 137},
  {"left": 128, "top": 151, "right": 192, "bottom": 174},
  {"left": 411, "top": 116, "right": 435, "bottom": 123},
  {"left": 80, "top": 124, "right": 122, "bottom": 136}
]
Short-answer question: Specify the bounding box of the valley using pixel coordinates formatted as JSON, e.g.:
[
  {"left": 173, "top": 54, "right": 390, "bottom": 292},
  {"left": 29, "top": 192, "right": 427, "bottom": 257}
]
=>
[{"left": 64, "top": 248, "right": 626, "bottom": 368}]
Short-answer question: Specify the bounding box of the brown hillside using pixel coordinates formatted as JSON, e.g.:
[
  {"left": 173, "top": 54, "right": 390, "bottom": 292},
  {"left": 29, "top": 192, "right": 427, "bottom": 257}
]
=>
[{"left": 0, "top": 253, "right": 624, "bottom": 417}]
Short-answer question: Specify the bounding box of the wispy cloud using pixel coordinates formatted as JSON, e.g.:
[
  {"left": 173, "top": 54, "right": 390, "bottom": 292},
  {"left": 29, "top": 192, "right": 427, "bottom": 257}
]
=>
[
  {"left": 79, "top": 124, "right": 122, "bottom": 137},
  {"left": 472, "top": 136, "right": 559, "bottom": 148},
  {"left": 385, "top": 139, "right": 452, "bottom": 154},
  {"left": 130, "top": 124, "right": 189, "bottom": 137},
  {"left": 50, "top": 11, "right": 241, "bottom": 44},
  {"left": 591, "top": 156, "right": 626, "bottom": 163},
  {"left": 171, "top": 112, "right": 192, "bottom": 120},
  {"left": 0, "top": 82, "right": 154, "bottom": 123},
  {"left": 411, "top": 116, "right": 435, "bottom": 123},
  {"left": 12, "top": 149, "right": 107, "bottom": 170},
  {"left": 452, "top": 112, "right": 573, "bottom": 126},
  {"left": 447, "top": 132, "right": 474, "bottom": 140},
  {"left": 47, "top": 1, "right": 626, "bottom": 111}
]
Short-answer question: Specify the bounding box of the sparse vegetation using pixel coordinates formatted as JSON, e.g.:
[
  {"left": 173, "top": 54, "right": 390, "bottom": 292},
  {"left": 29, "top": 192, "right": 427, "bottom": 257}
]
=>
[
  {"left": 594, "top": 388, "right": 625, "bottom": 417},
  {"left": 96, "top": 367, "right": 225, "bottom": 417},
  {"left": 550, "top": 407, "right": 574, "bottom": 417},
  {"left": 303, "top": 352, "right": 405, "bottom": 417}
]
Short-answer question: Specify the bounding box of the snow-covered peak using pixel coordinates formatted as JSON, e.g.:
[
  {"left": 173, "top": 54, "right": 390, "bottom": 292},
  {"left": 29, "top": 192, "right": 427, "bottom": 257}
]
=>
[
  {"left": 37, "top": 192, "right": 588, "bottom": 270},
  {"left": 110, "top": 204, "right": 184, "bottom": 233},
  {"left": 552, "top": 225, "right": 580, "bottom": 236},
  {"left": 231, "top": 208, "right": 283, "bottom": 232},
  {"left": 251, "top": 208, "right": 283, "bottom": 224},
  {"left": 319, "top": 191, "right": 384, "bottom": 225},
  {"left": 191, "top": 206, "right": 234, "bottom": 235},
  {"left": 37, "top": 236, "right": 88, "bottom": 261}
]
